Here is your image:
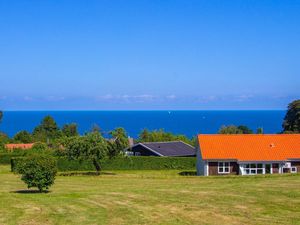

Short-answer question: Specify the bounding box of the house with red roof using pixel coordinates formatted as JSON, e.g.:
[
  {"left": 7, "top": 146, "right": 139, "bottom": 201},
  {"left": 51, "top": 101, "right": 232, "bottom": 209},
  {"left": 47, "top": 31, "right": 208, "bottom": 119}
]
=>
[
  {"left": 196, "top": 134, "right": 300, "bottom": 176},
  {"left": 5, "top": 143, "right": 34, "bottom": 151}
]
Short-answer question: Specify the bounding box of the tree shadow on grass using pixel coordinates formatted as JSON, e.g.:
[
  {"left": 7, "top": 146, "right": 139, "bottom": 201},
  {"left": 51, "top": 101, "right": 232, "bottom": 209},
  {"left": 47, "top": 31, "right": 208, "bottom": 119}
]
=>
[
  {"left": 59, "top": 171, "right": 116, "bottom": 176},
  {"left": 178, "top": 171, "right": 197, "bottom": 176},
  {"left": 11, "top": 189, "right": 50, "bottom": 194}
]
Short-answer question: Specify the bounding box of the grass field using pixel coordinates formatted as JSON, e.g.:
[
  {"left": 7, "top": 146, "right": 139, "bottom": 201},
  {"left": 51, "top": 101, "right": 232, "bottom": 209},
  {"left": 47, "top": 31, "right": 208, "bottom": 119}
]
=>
[{"left": 0, "top": 165, "right": 300, "bottom": 225}]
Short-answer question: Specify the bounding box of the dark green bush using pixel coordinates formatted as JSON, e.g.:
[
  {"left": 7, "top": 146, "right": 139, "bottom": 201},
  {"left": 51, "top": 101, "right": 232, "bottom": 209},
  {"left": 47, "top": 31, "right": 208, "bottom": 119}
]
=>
[
  {"left": 12, "top": 156, "right": 196, "bottom": 171},
  {"left": 15, "top": 155, "right": 57, "bottom": 192},
  {"left": 0, "top": 152, "right": 26, "bottom": 164}
]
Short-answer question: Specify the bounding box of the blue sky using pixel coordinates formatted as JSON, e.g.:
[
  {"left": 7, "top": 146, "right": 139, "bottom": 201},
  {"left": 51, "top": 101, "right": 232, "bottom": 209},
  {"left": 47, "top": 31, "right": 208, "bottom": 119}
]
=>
[{"left": 0, "top": 0, "right": 299, "bottom": 110}]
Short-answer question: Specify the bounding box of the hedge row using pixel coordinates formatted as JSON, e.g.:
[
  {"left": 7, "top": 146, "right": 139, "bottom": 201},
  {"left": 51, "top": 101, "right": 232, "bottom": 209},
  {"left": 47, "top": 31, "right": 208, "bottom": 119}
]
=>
[
  {"left": 0, "top": 153, "right": 26, "bottom": 164},
  {"left": 11, "top": 156, "right": 196, "bottom": 171}
]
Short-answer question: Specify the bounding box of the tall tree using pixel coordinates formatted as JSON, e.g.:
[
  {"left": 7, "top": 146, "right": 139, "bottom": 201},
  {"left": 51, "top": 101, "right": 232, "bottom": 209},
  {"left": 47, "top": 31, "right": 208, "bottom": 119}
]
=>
[
  {"left": 108, "top": 127, "right": 128, "bottom": 158},
  {"left": 282, "top": 99, "right": 300, "bottom": 133},
  {"left": 0, "top": 111, "right": 3, "bottom": 124},
  {"left": 64, "top": 132, "right": 108, "bottom": 175},
  {"left": 33, "top": 116, "right": 61, "bottom": 142},
  {"left": 62, "top": 123, "right": 79, "bottom": 137}
]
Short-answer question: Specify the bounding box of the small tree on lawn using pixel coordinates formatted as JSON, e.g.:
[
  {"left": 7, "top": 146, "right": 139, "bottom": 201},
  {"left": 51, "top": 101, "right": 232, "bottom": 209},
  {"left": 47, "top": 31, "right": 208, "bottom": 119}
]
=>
[
  {"left": 16, "top": 155, "right": 57, "bottom": 192},
  {"left": 64, "top": 132, "right": 108, "bottom": 175}
]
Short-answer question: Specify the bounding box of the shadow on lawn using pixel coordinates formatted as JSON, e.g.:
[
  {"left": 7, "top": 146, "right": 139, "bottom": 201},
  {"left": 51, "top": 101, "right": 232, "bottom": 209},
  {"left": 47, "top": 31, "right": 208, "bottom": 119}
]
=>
[
  {"left": 59, "top": 171, "right": 116, "bottom": 176},
  {"left": 11, "top": 189, "right": 50, "bottom": 194},
  {"left": 178, "top": 171, "right": 197, "bottom": 176}
]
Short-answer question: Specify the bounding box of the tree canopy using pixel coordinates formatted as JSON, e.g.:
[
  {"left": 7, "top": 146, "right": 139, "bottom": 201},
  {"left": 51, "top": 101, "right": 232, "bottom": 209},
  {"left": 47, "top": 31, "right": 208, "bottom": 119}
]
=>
[
  {"left": 218, "top": 125, "right": 253, "bottom": 134},
  {"left": 138, "top": 128, "right": 194, "bottom": 146},
  {"left": 33, "top": 116, "right": 61, "bottom": 142},
  {"left": 14, "top": 130, "right": 33, "bottom": 143},
  {"left": 64, "top": 132, "right": 108, "bottom": 174},
  {"left": 282, "top": 99, "right": 300, "bottom": 133},
  {"left": 62, "top": 123, "right": 79, "bottom": 137},
  {"left": 108, "top": 127, "right": 128, "bottom": 158}
]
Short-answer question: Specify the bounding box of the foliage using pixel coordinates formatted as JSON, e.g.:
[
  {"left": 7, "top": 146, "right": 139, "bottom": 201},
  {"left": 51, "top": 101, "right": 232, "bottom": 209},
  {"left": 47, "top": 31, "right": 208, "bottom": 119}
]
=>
[
  {"left": 0, "top": 132, "right": 10, "bottom": 150},
  {"left": 282, "top": 99, "right": 300, "bottom": 133},
  {"left": 0, "top": 152, "right": 26, "bottom": 164},
  {"left": 15, "top": 155, "right": 57, "bottom": 192},
  {"left": 138, "top": 129, "right": 194, "bottom": 146},
  {"left": 12, "top": 156, "right": 196, "bottom": 171},
  {"left": 13, "top": 130, "right": 33, "bottom": 143},
  {"left": 64, "top": 132, "right": 108, "bottom": 174},
  {"left": 33, "top": 116, "right": 61, "bottom": 142},
  {"left": 62, "top": 123, "right": 79, "bottom": 137},
  {"left": 256, "top": 127, "right": 264, "bottom": 134},
  {"left": 218, "top": 125, "right": 253, "bottom": 134},
  {"left": 0, "top": 111, "right": 2, "bottom": 123},
  {"left": 108, "top": 127, "right": 128, "bottom": 158}
]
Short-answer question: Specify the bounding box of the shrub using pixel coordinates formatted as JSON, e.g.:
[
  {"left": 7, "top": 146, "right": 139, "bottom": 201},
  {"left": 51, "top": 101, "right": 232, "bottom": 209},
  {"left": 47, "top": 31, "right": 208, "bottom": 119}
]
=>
[{"left": 15, "top": 155, "right": 57, "bottom": 192}]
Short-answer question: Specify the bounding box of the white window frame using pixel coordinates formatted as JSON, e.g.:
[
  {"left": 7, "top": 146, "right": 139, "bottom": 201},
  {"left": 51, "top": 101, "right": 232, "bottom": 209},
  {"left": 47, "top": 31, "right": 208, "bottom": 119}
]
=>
[
  {"left": 218, "top": 162, "right": 230, "bottom": 174},
  {"left": 243, "top": 163, "right": 264, "bottom": 175},
  {"left": 134, "top": 152, "right": 141, "bottom": 156},
  {"left": 291, "top": 167, "right": 297, "bottom": 173}
]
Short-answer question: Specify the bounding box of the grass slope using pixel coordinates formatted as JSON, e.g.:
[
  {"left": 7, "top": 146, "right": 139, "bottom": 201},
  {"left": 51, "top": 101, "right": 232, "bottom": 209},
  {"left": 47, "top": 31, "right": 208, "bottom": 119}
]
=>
[{"left": 0, "top": 165, "right": 300, "bottom": 225}]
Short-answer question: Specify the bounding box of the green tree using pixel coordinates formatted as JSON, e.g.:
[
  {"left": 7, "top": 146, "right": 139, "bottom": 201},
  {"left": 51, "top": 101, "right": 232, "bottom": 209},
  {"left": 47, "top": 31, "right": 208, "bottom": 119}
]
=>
[
  {"left": 16, "top": 155, "right": 57, "bottom": 192},
  {"left": 64, "top": 132, "right": 108, "bottom": 175},
  {"left": 62, "top": 123, "right": 79, "bottom": 137},
  {"left": 218, "top": 125, "right": 243, "bottom": 134},
  {"left": 218, "top": 125, "right": 253, "bottom": 134},
  {"left": 33, "top": 116, "right": 61, "bottom": 142},
  {"left": 138, "top": 129, "right": 194, "bottom": 146},
  {"left": 14, "top": 130, "right": 33, "bottom": 143},
  {"left": 282, "top": 99, "right": 300, "bottom": 133},
  {"left": 237, "top": 125, "right": 253, "bottom": 134},
  {"left": 108, "top": 127, "right": 128, "bottom": 158},
  {"left": 256, "top": 127, "right": 264, "bottom": 134}
]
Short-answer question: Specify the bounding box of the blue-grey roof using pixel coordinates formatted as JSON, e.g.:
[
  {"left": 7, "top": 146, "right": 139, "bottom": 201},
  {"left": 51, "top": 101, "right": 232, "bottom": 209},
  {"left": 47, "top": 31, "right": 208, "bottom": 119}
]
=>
[{"left": 140, "top": 141, "right": 195, "bottom": 156}]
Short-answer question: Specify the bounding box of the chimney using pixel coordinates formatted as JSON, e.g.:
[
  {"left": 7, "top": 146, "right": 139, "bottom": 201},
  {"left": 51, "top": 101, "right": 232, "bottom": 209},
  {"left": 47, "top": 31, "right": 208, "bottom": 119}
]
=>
[{"left": 128, "top": 136, "right": 134, "bottom": 147}]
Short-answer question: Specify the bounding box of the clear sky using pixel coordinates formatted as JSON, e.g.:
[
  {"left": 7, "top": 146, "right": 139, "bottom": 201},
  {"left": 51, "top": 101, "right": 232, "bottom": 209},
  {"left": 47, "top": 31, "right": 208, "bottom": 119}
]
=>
[{"left": 0, "top": 0, "right": 299, "bottom": 110}]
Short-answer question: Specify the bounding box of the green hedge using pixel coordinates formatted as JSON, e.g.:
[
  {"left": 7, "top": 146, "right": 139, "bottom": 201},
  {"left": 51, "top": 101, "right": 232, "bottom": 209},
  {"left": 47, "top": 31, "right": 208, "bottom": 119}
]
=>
[
  {"left": 11, "top": 156, "right": 196, "bottom": 171},
  {"left": 0, "top": 153, "right": 25, "bottom": 164}
]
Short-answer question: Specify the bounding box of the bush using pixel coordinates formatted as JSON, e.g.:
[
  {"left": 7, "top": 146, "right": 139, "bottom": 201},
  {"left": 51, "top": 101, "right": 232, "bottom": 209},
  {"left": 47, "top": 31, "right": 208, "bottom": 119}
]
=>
[{"left": 15, "top": 155, "right": 57, "bottom": 192}]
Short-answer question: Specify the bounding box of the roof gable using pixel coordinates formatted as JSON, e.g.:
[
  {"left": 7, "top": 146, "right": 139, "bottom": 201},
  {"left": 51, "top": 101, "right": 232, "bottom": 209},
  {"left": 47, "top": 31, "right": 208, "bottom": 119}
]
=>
[{"left": 198, "top": 134, "right": 300, "bottom": 161}]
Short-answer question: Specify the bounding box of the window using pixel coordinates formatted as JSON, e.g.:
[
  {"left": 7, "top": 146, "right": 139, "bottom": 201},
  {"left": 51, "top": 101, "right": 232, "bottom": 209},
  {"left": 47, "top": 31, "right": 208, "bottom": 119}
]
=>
[
  {"left": 134, "top": 152, "right": 141, "bottom": 156},
  {"left": 218, "top": 162, "right": 230, "bottom": 174},
  {"left": 291, "top": 167, "right": 297, "bottom": 173},
  {"left": 243, "top": 163, "right": 264, "bottom": 175}
]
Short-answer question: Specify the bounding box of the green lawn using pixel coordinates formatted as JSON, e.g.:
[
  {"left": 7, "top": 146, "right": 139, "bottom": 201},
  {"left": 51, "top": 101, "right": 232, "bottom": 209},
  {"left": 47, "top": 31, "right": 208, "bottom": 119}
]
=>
[{"left": 0, "top": 165, "right": 300, "bottom": 225}]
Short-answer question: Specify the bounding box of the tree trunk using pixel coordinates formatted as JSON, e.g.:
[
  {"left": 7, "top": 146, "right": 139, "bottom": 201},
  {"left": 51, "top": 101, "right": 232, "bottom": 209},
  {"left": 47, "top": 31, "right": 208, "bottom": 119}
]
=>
[{"left": 93, "top": 159, "right": 101, "bottom": 175}]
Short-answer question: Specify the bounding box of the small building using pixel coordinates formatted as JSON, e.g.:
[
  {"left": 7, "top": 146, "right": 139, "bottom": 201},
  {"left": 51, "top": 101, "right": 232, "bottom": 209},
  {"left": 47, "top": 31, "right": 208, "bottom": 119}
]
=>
[
  {"left": 196, "top": 134, "right": 300, "bottom": 176},
  {"left": 5, "top": 143, "right": 34, "bottom": 151},
  {"left": 126, "top": 141, "right": 196, "bottom": 157}
]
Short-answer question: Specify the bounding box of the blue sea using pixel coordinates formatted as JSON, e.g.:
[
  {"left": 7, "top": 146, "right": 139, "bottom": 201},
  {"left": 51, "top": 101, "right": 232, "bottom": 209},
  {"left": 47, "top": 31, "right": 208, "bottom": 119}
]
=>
[{"left": 0, "top": 111, "right": 285, "bottom": 138}]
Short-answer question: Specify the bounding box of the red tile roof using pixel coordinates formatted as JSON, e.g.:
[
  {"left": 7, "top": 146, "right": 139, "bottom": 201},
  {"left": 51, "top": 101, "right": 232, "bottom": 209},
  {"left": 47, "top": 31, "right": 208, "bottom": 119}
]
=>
[
  {"left": 5, "top": 143, "right": 34, "bottom": 150},
  {"left": 198, "top": 134, "right": 300, "bottom": 161}
]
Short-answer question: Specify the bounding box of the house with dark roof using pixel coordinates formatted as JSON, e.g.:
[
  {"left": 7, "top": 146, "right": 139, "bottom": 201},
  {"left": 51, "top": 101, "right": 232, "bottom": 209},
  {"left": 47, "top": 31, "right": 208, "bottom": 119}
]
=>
[
  {"left": 196, "top": 134, "right": 300, "bottom": 176},
  {"left": 126, "top": 141, "right": 196, "bottom": 157}
]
